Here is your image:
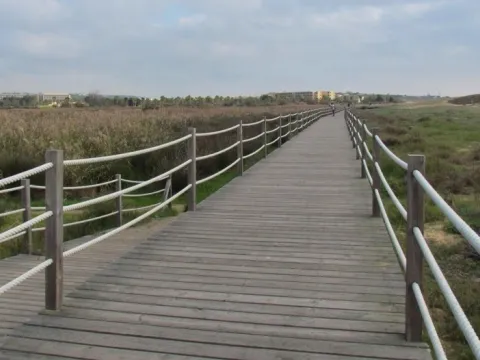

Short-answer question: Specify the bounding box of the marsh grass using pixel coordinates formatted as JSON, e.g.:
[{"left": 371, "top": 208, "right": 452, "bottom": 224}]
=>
[
  {"left": 356, "top": 103, "right": 480, "bottom": 360},
  {"left": 0, "top": 105, "right": 312, "bottom": 258}
]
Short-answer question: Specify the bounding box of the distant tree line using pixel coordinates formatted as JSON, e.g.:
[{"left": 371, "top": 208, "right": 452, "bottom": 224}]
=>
[
  {"left": 0, "top": 92, "right": 400, "bottom": 109},
  {"left": 80, "top": 93, "right": 326, "bottom": 110},
  {"left": 0, "top": 95, "right": 39, "bottom": 108}
]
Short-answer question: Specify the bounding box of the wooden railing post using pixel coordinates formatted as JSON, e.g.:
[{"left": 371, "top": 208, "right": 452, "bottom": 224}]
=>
[
  {"left": 278, "top": 116, "right": 282, "bottom": 148},
  {"left": 350, "top": 114, "right": 355, "bottom": 148},
  {"left": 371, "top": 128, "right": 381, "bottom": 217},
  {"left": 45, "top": 149, "right": 64, "bottom": 311},
  {"left": 263, "top": 117, "right": 267, "bottom": 158},
  {"left": 288, "top": 114, "right": 292, "bottom": 140},
  {"left": 360, "top": 120, "right": 366, "bottom": 179},
  {"left": 237, "top": 120, "right": 244, "bottom": 175},
  {"left": 115, "top": 174, "right": 123, "bottom": 226},
  {"left": 163, "top": 175, "right": 173, "bottom": 210},
  {"left": 21, "top": 179, "right": 32, "bottom": 254},
  {"left": 187, "top": 127, "right": 197, "bottom": 211},
  {"left": 405, "top": 154, "right": 425, "bottom": 342},
  {"left": 355, "top": 117, "right": 361, "bottom": 159}
]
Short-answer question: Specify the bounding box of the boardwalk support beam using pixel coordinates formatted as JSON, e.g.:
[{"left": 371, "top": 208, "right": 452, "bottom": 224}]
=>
[
  {"left": 187, "top": 127, "right": 197, "bottom": 211},
  {"left": 45, "top": 149, "right": 64, "bottom": 311},
  {"left": 405, "top": 154, "right": 425, "bottom": 342}
]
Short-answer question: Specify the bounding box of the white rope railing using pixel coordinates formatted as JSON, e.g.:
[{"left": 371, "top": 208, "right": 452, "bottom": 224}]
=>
[
  {"left": 196, "top": 124, "right": 239, "bottom": 138},
  {"left": 31, "top": 179, "right": 117, "bottom": 190},
  {"left": 196, "top": 141, "right": 239, "bottom": 161},
  {"left": 64, "top": 134, "right": 192, "bottom": 166},
  {"left": 0, "top": 211, "right": 52, "bottom": 244},
  {"left": 414, "top": 228, "right": 480, "bottom": 358},
  {"left": 362, "top": 142, "right": 374, "bottom": 162},
  {"left": 243, "top": 131, "right": 265, "bottom": 144},
  {"left": 63, "top": 160, "right": 190, "bottom": 213},
  {"left": 196, "top": 158, "right": 240, "bottom": 185},
  {"left": 122, "top": 203, "right": 160, "bottom": 213},
  {"left": 242, "top": 118, "right": 264, "bottom": 127},
  {"left": 0, "top": 230, "right": 27, "bottom": 243},
  {"left": 374, "top": 189, "right": 407, "bottom": 272},
  {"left": 243, "top": 144, "right": 265, "bottom": 160},
  {"left": 122, "top": 188, "right": 165, "bottom": 198},
  {"left": 362, "top": 160, "right": 373, "bottom": 186},
  {"left": 63, "top": 184, "right": 191, "bottom": 258},
  {"left": 63, "top": 211, "right": 118, "bottom": 228},
  {"left": 265, "top": 115, "right": 281, "bottom": 123},
  {"left": 414, "top": 170, "right": 480, "bottom": 254},
  {"left": 375, "top": 162, "right": 407, "bottom": 221},
  {"left": 0, "top": 208, "right": 25, "bottom": 218},
  {"left": 121, "top": 175, "right": 169, "bottom": 184},
  {"left": 0, "top": 185, "right": 24, "bottom": 194},
  {"left": 0, "top": 259, "right": 52, "bottom": 295},
  {"left": 412, "top": 283, "right": 448, "bottom": 360},
  {"left": 266, "top": 136, "right": 281, "bottom": 147},
  {"left": 375, "top": 135, "right": 408, "bottom": 170},
  {"left": 0, "top": 163, "right": 53, "bottom": 188},
  {"left": 265, "top": 126, "right": 280, "bottom": 135}
]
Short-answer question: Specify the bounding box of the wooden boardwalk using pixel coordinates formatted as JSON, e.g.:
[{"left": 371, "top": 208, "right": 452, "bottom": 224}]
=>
[{"left": 0, "top": 114, "right": 432, "bottom": 359}]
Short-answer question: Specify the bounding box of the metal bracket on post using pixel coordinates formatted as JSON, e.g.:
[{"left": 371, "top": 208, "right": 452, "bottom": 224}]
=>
[
  {"left": 21, "top": 179, "right": 32, "bottom": 254},
  {"left": 278, "top": 116, "right": 282, "bottom": 148},
  {"left": 360, "top": 120, "right": 366, "bottom": 179},
  {"left": 45, "top": 149, "right": 64, "bottom": 311},
  {"left": 187, "top": 127, "right": 197, "bottom": 211},
  {"left": 237, "top": 119, "right": 244, "bottom": 175},
  {"left": 263, "top": 117, "right": 267, "bottom": 158},
  {"left": 371, "top": 128, "right": 381, "bottom": 217},
  {"left": 115, "top": 174, "right": 123, "bottom": 226},
  {"left": 405, "top": 154, "right": 426, "bottom": 342}
]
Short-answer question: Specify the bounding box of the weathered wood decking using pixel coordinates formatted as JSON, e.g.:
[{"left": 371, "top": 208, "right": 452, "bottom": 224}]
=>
[{"left": 0, "top": 114, "right": 432, "bottom": 359}]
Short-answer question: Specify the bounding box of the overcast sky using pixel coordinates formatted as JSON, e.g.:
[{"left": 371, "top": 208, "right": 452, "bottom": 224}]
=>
[{"left": 0, "top": 0, "right": 478, "bottom": 97}]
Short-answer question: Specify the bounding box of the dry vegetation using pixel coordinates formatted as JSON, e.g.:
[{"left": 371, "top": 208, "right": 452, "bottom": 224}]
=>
[
  {"left": 0, "top": 105, "right": 314, "bottom": 187},
  {"left": 355, "top": 103, "right": 480, "bottom": 360},
  {"left": 0, "top": 104, "right": 316, "bottom": 258}
]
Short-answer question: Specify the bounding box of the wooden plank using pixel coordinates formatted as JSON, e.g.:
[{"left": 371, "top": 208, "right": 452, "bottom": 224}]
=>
[
  {"left": 5, "top": 326, "right": 424, "bottom": 360},
  {"left": 66, "top": 291, "right": 405, "bottom": 323}
]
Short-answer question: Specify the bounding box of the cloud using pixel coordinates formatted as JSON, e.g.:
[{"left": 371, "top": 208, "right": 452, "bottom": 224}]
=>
[
  {"left": 178, "top": 14, "right": 207, "bottom": 27},
  {"left": 0, "top": 0, "right": 479, "bottom": 96},
  {"left": 14, "top": 31, "right": 82, "bottom": 59}
]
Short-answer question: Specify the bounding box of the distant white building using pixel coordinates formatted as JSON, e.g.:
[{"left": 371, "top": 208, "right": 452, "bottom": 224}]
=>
[
  {"left": 0, "top": 92, "right": 30, "bottom": 100},
  {"left": 40, "top": 93, "right": 71, "bottom": 102}
]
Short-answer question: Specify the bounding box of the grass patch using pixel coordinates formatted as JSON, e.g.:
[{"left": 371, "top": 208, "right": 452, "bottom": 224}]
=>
[{"left": 355, "top": 103, "right": 480, "bottom": 360}]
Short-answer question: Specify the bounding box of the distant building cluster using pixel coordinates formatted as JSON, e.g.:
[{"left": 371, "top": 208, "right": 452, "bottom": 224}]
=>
[
  {"left": 267, "top": 90, "right": 339, "bottom": 102},
  {"left": 0, "top": 92, "right": 71, "bottom": 102}
]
